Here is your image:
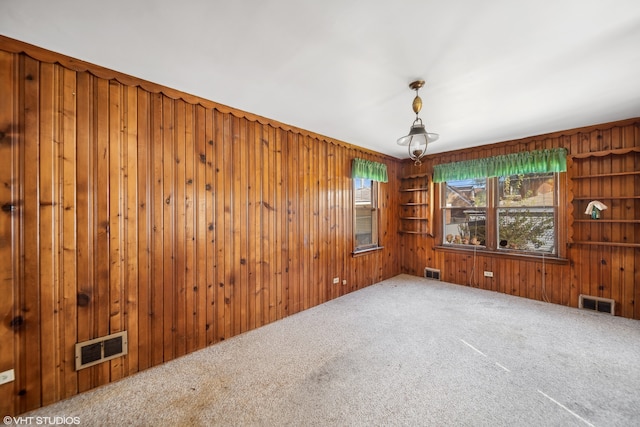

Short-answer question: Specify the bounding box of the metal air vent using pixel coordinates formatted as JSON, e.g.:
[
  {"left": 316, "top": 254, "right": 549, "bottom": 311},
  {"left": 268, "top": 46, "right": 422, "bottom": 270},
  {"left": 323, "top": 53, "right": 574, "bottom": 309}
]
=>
[
  {"left": 75, "top": 331, "right": 128, "bottom": 370},
  {"left": 424, "top": 267, "right": 441, "bottom": 280},
  {"left": 579, "top": 295, "right": 615, "bottom": 315}
]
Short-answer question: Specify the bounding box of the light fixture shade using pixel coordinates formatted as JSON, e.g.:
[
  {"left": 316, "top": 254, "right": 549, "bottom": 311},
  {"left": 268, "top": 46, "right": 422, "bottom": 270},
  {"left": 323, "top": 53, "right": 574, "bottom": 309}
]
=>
[{"left": 396, "top": 122, "right": 440, "bottom": 146}]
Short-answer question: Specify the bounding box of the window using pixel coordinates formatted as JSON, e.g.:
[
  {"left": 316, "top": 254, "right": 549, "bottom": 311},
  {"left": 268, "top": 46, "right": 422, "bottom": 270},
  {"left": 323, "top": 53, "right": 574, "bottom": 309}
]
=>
[
  {"left": 354, "top": 178, "right": 379, "bottom": 251},
  {"left": 442, "top": 172, "right": 559, "bottom": 255},
  {"left": 497, "top": 173, "right": 556, "bottom": 253},
  {"left": 351, "top": 157, "right": 387, "bottom": 253},
  {"left": 443, "top": 178, "right": 487, "bottom": 246}
]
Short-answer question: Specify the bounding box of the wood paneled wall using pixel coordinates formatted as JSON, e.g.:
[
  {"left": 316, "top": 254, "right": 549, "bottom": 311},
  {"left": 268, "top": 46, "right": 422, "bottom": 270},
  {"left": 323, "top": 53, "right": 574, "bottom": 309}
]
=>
[
  {"left": 400, "top": 119, "right": 640, "bottom": 320},
  {"left": 0, "top": 38, "right": 400, "bottom": 415},
  {"left": 1, "top": 35, "right": 638, "bottom": 416}
]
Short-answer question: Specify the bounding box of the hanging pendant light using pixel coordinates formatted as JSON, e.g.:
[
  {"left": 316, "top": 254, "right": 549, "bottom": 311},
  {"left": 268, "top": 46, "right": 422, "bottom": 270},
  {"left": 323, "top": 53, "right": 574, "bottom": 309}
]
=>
[{"left": 397, "top": 80, "right": 439, "bottom": 166}]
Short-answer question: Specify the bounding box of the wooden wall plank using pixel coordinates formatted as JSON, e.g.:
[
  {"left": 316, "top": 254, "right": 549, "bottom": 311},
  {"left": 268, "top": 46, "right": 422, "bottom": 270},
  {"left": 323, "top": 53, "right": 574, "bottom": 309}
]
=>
[
  {"left": 275, "top": 128, "right": 285, "bottom": 318},
  {"left": 310, "top": 137, "right": 320, "bottom": 306},
  {"left": 231, "top": 115, "right": 242, "bottom": 336},
  {"left": 149, "top": 93, "right": 164, "bottom": 367},
  {"left": 262, "top": 124, "right": 274, "bottom": 320},
  {"left": 94, "top": 78, "right": 112, "bottom": 385},
  {"left": 268, "top": 125, "right": 279, "bottom": 321},
  {"left": 75, "top": 71, "right": 93, "bottom": 393},
  {"left": 208, "top": 110, "right": 218, "bottom": 345},
  {"left": 182, "top": 103, "right": 196, "bottom": 354},
  {"left": 238, "top": 117, "right": 249, "bottom": 334},
  {"left": 135, "top": 88, "right": 151, "bottom": 371},
  {"left": 161, "top": 96, "right": 175, "bottom": 363},
  {"left": 0, "top": 50, "right": 17, "bottom": 417},
  {"left": 302, "top": 134, "right": 309, "bottom": 300},
  {"left": 213, "top": 108, "right": 225, "bottom": 344},
  {"left": 174, "top": 100, "right": 187, "bottom": 357},
  {"left": 222, "top": 113, "right": 234, "bottom": 339},
  {"left": 287, "top": 132, "right": 300, "bottom": 314},
  {"left": 191, "top": 106, "right": 206, "bottom": 350},
  {"left": 108, "top": 80, "right": 124, "bottom": 381},
  {"left": 343, "top": 148, "right": 352, "bottom": 294},
  {"left": 20, "top": 54, "right": 43, "bottom": 413},
  {"left": 247, "top": 120, "right": 259, "bottom": 330},
  {"left": 124, "top": 85, "right": 139, "bottom": 375},
  {"left": 38, "top": 62, "right": 61, "bottom": 406},
  {"left": 197, "top": 106, "right": 210, "bottom": 347},
  {"left": 60, "top": 67, "right": 78, "bottom": 398},
  {"left": 318, "top": 138, "right": 328, "bottom": 303}
]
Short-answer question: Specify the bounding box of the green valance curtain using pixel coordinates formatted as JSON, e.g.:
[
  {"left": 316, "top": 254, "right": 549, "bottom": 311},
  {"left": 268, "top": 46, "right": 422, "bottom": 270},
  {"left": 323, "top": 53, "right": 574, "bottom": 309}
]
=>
[
  {"left": 351, "top": 158, "right": 388, "bottom": 183},
  {"left": 432, "top": 148, "right": 567, "bottom": 183}
]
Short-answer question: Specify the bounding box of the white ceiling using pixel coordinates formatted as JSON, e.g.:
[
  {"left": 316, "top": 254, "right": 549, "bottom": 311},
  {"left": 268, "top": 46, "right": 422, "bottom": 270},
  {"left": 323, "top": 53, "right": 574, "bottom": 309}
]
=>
[{"left": 2, "top": 0, "right": 640, "bottom": 158}]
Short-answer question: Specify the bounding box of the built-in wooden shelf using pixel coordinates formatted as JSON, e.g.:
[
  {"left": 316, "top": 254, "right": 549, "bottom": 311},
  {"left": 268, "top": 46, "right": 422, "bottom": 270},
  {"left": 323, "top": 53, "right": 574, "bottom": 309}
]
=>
[
  {"left": 400, "top": 187, "right": 429, "bottom": 192},
  {"left": 572, "top": 171, "right": 640, "bottom": 179},
  {"left": 571, "top": 241, "right": 640, "bottom": 248},
  {"left": 399, "top": 174, "right": 430, "bottom": 235},
  {"left": 573, "top": 196, "right": 640, "bottom": 200},
  {"left": 570, "top": 147, "right": 638, "bottom": 248},
  {"left": 573, "top": 219, "right": 640, "bottom": 223},
  {"left": 401, "top": 172, "right": 430, "bottom": 179},
  {"left": 569, "top": 146, "right": 640, "bottom": 159}
]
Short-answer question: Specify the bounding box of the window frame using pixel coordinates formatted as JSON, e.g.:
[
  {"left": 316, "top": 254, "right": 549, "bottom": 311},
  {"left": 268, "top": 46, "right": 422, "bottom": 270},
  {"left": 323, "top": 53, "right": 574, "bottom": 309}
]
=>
[
  {"left": 438, "top": 172, "right": 566, "bottom": 258},
  {"left": 353, "top": 178, "right": 381, "bottom": 253}
]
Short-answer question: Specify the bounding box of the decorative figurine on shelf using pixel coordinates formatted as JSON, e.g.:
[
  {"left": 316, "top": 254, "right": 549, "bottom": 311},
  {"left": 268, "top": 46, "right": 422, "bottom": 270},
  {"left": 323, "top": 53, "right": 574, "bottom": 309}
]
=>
[{"left": 585, "top": 200, "right": 608, "bottom": 219}]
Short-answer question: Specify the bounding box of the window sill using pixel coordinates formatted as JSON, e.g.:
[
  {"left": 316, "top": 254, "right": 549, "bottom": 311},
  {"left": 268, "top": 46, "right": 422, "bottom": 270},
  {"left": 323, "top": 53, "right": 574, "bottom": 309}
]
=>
[
  {"left": 352, "top": 246, "right": 384, "bottom": 257},
  {"left": 434, "top": 245, "right": 569, "bottom": 265}
]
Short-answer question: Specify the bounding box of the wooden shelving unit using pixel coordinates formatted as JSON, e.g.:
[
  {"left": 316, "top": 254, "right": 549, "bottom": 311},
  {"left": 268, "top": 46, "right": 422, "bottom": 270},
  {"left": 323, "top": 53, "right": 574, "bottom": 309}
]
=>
[
  {"left": 570, "top": 148, "right": 639, "bottom": 247},
  {"left": 399, "top": 173, "right": 430, "bottom": 235}
]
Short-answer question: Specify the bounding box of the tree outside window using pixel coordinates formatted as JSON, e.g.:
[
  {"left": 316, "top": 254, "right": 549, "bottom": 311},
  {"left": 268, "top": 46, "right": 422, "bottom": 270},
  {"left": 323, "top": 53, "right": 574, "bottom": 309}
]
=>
[{"left": 497, "top": 173, "right": 556, "bottom": 253}]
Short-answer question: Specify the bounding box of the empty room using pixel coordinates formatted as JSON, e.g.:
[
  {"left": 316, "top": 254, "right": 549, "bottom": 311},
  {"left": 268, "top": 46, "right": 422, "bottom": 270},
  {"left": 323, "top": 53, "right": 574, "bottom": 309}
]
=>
[{"left": 1, "top": 1, "right": 639, "bottom": 425}]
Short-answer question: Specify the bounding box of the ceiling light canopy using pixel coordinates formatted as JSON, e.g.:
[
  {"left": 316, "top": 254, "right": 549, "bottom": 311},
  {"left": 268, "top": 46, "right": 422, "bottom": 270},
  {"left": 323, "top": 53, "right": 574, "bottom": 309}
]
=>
[{"left": 397, "top": 80, "right": 439, "bottom": 166}]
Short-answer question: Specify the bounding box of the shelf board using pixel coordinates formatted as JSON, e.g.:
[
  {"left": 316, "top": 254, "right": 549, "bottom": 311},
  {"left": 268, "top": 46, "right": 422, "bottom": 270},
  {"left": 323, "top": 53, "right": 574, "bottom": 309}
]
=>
[
  {"left": 573, "top": 196, "right": 640, "bottom": 200},
  {"left": 400, "top": 187, "right": 429, "bottom": 192},
  {"left": 400, "top": 217, "right": 428, "bottom": 220},
  {"left": 400, "top": 173, "right": 429, "bottom": 179},
  {"left": 400, "top": 202, "right": 429, "bottom": 206},
  {"left": 570, "top": 146, "right": 640, "bottom": 159},
  {"left": 571, "top": 241, "right": 640, "bottom": 248},
  {"left": 399, "top": 230, "right": 430, "bottom": 235},
  {"left": 573, "top": 219, "right": 640, "bottom": 223},
  {"left": 572, "top": 171, "right": 640, "bottom": 179}
]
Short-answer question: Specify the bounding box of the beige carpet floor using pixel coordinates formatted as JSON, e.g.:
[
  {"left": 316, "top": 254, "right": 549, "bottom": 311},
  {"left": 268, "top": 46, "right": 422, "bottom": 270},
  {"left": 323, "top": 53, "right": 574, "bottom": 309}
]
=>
[{"left": 24, "top": 275, "right": 640, "bottom": 426}]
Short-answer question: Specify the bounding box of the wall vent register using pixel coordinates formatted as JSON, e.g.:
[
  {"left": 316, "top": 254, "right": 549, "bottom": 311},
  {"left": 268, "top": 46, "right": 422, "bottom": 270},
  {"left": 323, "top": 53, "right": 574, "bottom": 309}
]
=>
[
  {"left": 424, "top": 267, "right": 441, "bottom": 280},
  {"left": 75, "top": 331, "right": 128, "bottom": 370},
  {"left": 579, "top": 295, "right": 615, "bottom": 315}
]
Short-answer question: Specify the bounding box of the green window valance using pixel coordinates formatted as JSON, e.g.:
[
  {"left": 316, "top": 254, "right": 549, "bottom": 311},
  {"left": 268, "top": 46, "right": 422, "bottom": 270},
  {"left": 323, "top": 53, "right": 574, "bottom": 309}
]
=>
[
  {"left": 351, "top": 158, "right": 388, "bottom": 183},
  {"left": 433, "top": 148, "right": 567, "bottom": 183}
]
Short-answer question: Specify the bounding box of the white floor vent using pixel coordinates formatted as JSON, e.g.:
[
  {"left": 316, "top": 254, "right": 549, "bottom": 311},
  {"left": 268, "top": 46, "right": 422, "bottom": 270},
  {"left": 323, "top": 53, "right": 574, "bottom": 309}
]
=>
[
  {"left": 424, "top": 267, "right": 441, "bottom": 280},
  {"left": 75, "top": 331, "right": 128, "bottom": 370},
  {"left": 579, "top": 295, "right": 615, "bottom": 315}
]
